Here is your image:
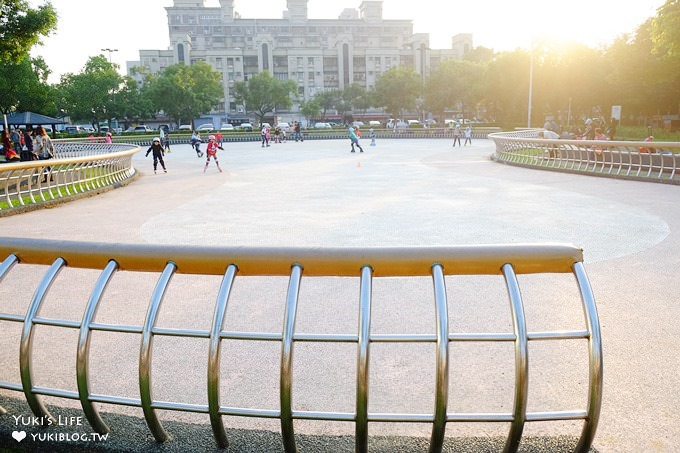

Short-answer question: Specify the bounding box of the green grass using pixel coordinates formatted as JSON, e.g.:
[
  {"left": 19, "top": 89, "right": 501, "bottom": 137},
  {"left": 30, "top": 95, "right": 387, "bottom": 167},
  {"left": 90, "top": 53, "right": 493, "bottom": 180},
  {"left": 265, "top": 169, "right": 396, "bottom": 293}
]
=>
[{"left": 614, "top": 125, "right": 680, "bottom": 142}]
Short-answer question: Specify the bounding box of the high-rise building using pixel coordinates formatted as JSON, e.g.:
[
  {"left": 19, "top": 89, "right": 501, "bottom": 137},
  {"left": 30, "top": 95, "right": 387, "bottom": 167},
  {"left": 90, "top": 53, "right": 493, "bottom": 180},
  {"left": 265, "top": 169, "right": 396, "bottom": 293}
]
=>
[{"left": 127, "top": 0, "right": 471, "bottom": 119}]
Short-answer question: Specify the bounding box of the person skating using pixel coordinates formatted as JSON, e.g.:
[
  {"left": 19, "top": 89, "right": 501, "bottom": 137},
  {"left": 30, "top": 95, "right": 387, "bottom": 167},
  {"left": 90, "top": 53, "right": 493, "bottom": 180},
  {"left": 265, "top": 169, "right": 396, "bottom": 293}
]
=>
[
  {"left": 145, "top": 137, "right": 167, "bottom": 174},
  {"left": 191, "top": 130, "right": 204, "bottom": 157},
  {"left": 349, "top": 126, "right": 364, "bottom": 153},
  {"left": 204, "top": 135, "right": 224, "bottom": 173}
]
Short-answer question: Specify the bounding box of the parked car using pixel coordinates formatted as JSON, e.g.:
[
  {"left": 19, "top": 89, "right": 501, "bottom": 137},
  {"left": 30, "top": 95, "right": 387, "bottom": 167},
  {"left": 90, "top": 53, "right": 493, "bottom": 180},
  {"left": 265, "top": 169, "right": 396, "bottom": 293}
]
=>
[
  {"left": 314, "top": 122, "right": 332, "bottom": 129},
  {"left": 133, "top": 125, "right": 154, "bottom": 133},
  {"left": 178, "top": 124, "right": 192, "bottom": 131},
  {"left": 277, "top": 122, "right": 292, "bottom": 133},
  {"left": 64, "top": 125, "right": 86, "bottom": 134},
  {"left": 197, "top": 124, "right": 214, "bottom": 131},
  {"left": 407, "top": 120, "right": 421, "bottom": 127},
  {"left": 238, "top": 123, "right": 253, "bottom": 132},
  {"left": 352, "top": 121, "right": 365, "bottom": 128},
  {"left": 368, "top": 121, "right": 382, "bottom": 127},
  {"left": 220, "top": 124, "right": 235, "bottom": 131}
]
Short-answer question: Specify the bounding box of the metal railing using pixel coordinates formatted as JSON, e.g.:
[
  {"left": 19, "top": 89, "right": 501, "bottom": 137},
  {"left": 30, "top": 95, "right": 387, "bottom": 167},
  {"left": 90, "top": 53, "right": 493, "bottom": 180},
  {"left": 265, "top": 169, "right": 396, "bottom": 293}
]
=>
[
  {"left": 0, "top": 238, "right": 602, "bottom": 453},
  {"left": 489, "top": 129, "right": 680, "bottom": 183},
  {"left": 0, "top": 142, "right": 139, "bottom": 211}
]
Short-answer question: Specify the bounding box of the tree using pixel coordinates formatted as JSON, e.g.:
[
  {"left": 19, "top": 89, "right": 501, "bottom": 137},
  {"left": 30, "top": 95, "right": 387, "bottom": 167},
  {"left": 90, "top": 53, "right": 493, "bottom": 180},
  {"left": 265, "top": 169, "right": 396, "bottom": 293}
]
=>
[
  {"left": 299, "top": 98, "right": 321, "bottom": 125},
  {"left": 233, "top": 71, "right": 297, "bottom": 125},
  {"left": 0, "top": 0, "right": 57, "bottom": 63},
  {"left": 651, "top": 0, "right": 680, "bottom": 112},
  {"left": 314, "top": 89, "right": 341, "bottom": 120},
  {"left": 58, "top": 55, "right": 123, "bottom": 128},
  {"left": 146, "top": 62, "right": 224, "bottom": 127},
  {"left": 373, "top": 67, "right": 421, "bottom": 119},
  {"left": 0, "top": 56, "right": 56, "bottom": 117}
]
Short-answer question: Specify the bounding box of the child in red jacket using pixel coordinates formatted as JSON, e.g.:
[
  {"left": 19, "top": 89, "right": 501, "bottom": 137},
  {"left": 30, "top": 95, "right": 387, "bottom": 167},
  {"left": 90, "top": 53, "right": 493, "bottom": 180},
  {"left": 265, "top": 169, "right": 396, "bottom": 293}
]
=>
[{"left": 204, "top": 135, "right": 224, "bottom": 173}]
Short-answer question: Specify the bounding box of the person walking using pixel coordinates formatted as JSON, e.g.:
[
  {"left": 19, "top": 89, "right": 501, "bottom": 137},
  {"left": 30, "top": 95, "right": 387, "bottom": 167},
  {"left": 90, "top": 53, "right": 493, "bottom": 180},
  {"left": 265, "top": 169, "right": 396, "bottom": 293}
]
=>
[
  {"left": 463, "top": 125, "right": 472, "bottom": 146},
  {"left": 349, "top": 126, "right": 364, "bottom": 153},
  {"left": 145, "top": 137, "right": 167, "bottom": 174},
  {"left": 21, "top": 129, "right": 35, "bottom": 161},
  {"left": 10, "top": 128, "right": 22, "bottom": 153},
  {"left": 369, "top": 128, "right": 377, "bottom": 146},
  {"left": 34, "top": 126, "right": 55, "bottom": 181},
  {"left": 204, "top": 134, "right": 224, "bottom": 173}
]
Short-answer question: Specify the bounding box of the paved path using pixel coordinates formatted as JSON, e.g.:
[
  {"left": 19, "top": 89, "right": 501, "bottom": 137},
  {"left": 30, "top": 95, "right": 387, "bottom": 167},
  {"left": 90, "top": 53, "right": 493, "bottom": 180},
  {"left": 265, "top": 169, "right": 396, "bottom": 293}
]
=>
[{"left": 1, "top": 137, "right": 679, "bottom": 452}]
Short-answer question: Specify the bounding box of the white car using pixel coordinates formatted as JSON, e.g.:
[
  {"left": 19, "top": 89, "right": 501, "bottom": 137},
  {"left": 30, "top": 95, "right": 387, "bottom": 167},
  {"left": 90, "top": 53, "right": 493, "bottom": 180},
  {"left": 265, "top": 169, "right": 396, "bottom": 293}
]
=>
[
  {"left": 178, "top": 125, "right": 192, "bottom": 131},
  {"left": 314, "top": 122, "right": 332, "bottom": 129},
  {"left": 220, "top": 124, "right": 235, "bottom": 131},
  {"left": 197, "top": 124, "right": 214, "bottom": 131},
  {"left": 277, "top": 122, "right": 292, "bottom": 133}
]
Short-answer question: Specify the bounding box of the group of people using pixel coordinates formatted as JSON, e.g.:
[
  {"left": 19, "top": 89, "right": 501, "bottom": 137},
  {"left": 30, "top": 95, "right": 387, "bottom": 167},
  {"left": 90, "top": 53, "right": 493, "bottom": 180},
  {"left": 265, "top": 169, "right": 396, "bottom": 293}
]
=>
[
  {"left": 452, "top": 123, "right": 473, "bottom": 147},
  {"left": 1, "top": 126, "right": 55, "bottom": 180}
]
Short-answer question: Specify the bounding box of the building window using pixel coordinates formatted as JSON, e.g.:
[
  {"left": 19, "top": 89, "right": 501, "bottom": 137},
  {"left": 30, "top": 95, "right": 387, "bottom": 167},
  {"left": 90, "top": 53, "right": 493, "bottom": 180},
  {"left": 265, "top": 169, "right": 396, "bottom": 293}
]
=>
[
  {"left": 262, "top": 43, "right": 269, "bottom": 71},
  {"left": 177, "top": 43, "right": 185, "bottom": 64}
]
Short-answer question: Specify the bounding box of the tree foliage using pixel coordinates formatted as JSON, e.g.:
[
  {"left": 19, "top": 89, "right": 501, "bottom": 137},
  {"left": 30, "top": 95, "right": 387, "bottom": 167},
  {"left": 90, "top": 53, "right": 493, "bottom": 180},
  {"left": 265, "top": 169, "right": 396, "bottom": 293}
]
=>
[
  {"left": 0, "top": 56, "right": 55, "bottom": 115},
  {"left": 373, "top": 67, "right": 421, "bottom": 119},
  {"left": 0, "top": 0, "right": 57, "bottom": 63},
  {"left": 145, "top": 62, "right": 224, "bottom": 127},
  {"left": 58, "top": 55, "right": 123, "bottom": 127},
  {"left": 233, "top": 71, "right": 297, "bottom": 124}
]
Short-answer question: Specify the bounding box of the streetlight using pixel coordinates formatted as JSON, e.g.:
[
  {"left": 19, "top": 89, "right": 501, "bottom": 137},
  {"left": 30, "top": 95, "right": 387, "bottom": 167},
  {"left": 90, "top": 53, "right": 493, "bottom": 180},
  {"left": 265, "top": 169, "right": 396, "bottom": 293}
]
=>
[{"left": 101, "top": 48, "right": 118, "bottom": 64}]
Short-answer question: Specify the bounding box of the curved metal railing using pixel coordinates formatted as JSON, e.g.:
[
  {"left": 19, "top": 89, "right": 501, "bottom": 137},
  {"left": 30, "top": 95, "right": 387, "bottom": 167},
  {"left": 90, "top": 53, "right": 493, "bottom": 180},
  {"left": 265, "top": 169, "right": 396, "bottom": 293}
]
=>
[
  {"left": 489, "top": 129, "right": 680, "bottom": 183},
  {"left": 0, "top": 238, "right": 602, "bottom": 453},
  {"left": 0, "top": 142, "right": 139, "bottom": 211}
]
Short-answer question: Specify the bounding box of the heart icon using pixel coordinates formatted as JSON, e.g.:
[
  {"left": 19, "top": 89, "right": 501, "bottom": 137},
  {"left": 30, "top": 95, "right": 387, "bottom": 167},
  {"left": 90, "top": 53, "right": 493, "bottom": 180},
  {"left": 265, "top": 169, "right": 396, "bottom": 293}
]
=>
[{"left": 12, "top": 430, "right": 27, "bottom": 442}]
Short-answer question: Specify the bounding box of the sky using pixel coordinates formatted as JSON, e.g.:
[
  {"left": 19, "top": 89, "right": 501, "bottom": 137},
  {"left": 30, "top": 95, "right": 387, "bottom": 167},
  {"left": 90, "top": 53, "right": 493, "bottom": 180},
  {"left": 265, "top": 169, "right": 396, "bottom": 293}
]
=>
[{"left": 29, "top": 0, "right": 667, "bottom": 83}]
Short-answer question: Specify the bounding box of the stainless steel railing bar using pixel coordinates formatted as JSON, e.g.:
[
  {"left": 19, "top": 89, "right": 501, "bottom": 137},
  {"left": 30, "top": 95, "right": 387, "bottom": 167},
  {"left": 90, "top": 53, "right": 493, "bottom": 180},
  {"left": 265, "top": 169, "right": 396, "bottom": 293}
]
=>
[
  {"left": 528, "top": 330, "right": 589, "bottom": 340},
  {"left": 355, "top": 265, "right": 373, "bottom": 453},
  {"left": 151, "top": 401, "right": 209, "bottom": 414},
  {"left": 429, "top": 264, "right": 449, "bottom": 453},
  {"left": 0, "top": 313, "right": 24, "bottom": 322},
  {"left": 32, "top": 386, "right": 80, "bottom": 400},
  {"left": 32, "top": 317, "right": 81, "bottom": 329},
  {"left": 139, "top": 262, "right": 175, "bottom": 443},
  {"left": 89, "top": 323, "right": 144, "bottom": 334},
  {"left": 220, "top": 331, "right": 282, "bottom": 341},
  {"left": 89, "top": 394, "right": 142, "bottom": 407},
  {"left": 280, "top": 264, "right": 303, "bottom": 453},
  {"left": 502, "top": 263, "right": 529, "bottom": 453},
  {"left": 293, "top": 410, "right": 356, "bottom": 422},
  {"left": 573, "top": 262, "right": 603, "bottom": 453},
  {"left": 0, "top": 381, "right": 24, "bottom": 392},
  {"left": 0, "top": 253, "right": 18, "bottom": 283},
  {"left": 77, "top": 260, "right": 118, "bottom": 435},
  {"left": 219, "top": 406, "right": 281, "bottom": 418},
  {"left": 151, "top": 327, "right": 210, "bottom": 339},
  {"left": 20, "top": 258, "right": 65, "bottom": 424},
  {"left": 526, "top": 410, "right": 588, "bottom": 422},
  {"left": 208, "top": 264, "right": 238, "bottom": 449}
]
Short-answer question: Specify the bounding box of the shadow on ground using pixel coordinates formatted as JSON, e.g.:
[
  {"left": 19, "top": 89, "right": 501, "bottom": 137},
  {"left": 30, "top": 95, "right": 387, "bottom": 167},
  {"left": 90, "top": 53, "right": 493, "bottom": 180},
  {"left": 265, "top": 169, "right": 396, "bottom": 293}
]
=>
[{"left": 0, "top": 397, "right": 594, "bottom": 452}]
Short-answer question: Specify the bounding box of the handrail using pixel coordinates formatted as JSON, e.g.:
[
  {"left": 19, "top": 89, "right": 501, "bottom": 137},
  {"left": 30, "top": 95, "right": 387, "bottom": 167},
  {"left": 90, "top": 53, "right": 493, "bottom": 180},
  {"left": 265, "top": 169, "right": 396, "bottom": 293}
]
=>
[
  {"left": 0, "top": 142, "right": 139, "bottom": 212},
  {"left": 0, "top": 238, "right": 602, "bottom": 452},
  {"left": 489, "top": 129, "right": 680, "bottom": 183}
]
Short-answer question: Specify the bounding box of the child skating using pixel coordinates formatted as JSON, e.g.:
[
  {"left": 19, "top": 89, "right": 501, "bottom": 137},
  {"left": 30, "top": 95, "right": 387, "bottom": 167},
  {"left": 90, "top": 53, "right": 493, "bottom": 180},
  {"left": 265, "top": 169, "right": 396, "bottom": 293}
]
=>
[
  {"left": 145, "top": 137, "right": 167, "bottom": 174},
  {"left": 204, "top": 135, "right": 224, "bottom": 173}
]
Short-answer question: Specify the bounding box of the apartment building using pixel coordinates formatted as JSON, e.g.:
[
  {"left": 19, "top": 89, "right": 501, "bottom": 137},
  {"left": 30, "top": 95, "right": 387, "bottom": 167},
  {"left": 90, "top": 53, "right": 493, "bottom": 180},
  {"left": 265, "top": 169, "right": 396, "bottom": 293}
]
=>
[{"left": 127, "top": 0, "right": 472, "bottom": 118}]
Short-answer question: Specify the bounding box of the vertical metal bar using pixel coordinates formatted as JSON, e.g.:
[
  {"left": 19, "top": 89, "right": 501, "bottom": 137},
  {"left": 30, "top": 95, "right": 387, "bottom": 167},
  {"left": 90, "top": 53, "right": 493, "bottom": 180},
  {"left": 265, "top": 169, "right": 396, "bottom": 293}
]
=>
[
  {"left": 428, "top": 264, "right": 449, "bottom": 453},
  {"left": 573, "top": 262, "right": 603, "bottom": 453},
  {"left": 20, "top": 258, "right": 65, "bottom": 423},
  {"left": 77, "top": 260, "right": 118, "bottom": 434},
  {"left": 502, "top": 263, "right": 529, "bottom": 453},
  {"left": 208, "top": 264, "right": 238, "bottom": 449},
  {"left": 0, "top": 253, "right": 19, "bottom": 413},
  {"left": 280, "top": 264, "right": 303, "bottom": 453},
  {"left": 355, "top": 265, "right": 373, "bottom": 453},
  {"left": 0, "top": 253, "right": 19, "bottom": 283},
  {"left": 139, "top": 262, "right": 176, "bottom": 443}
]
